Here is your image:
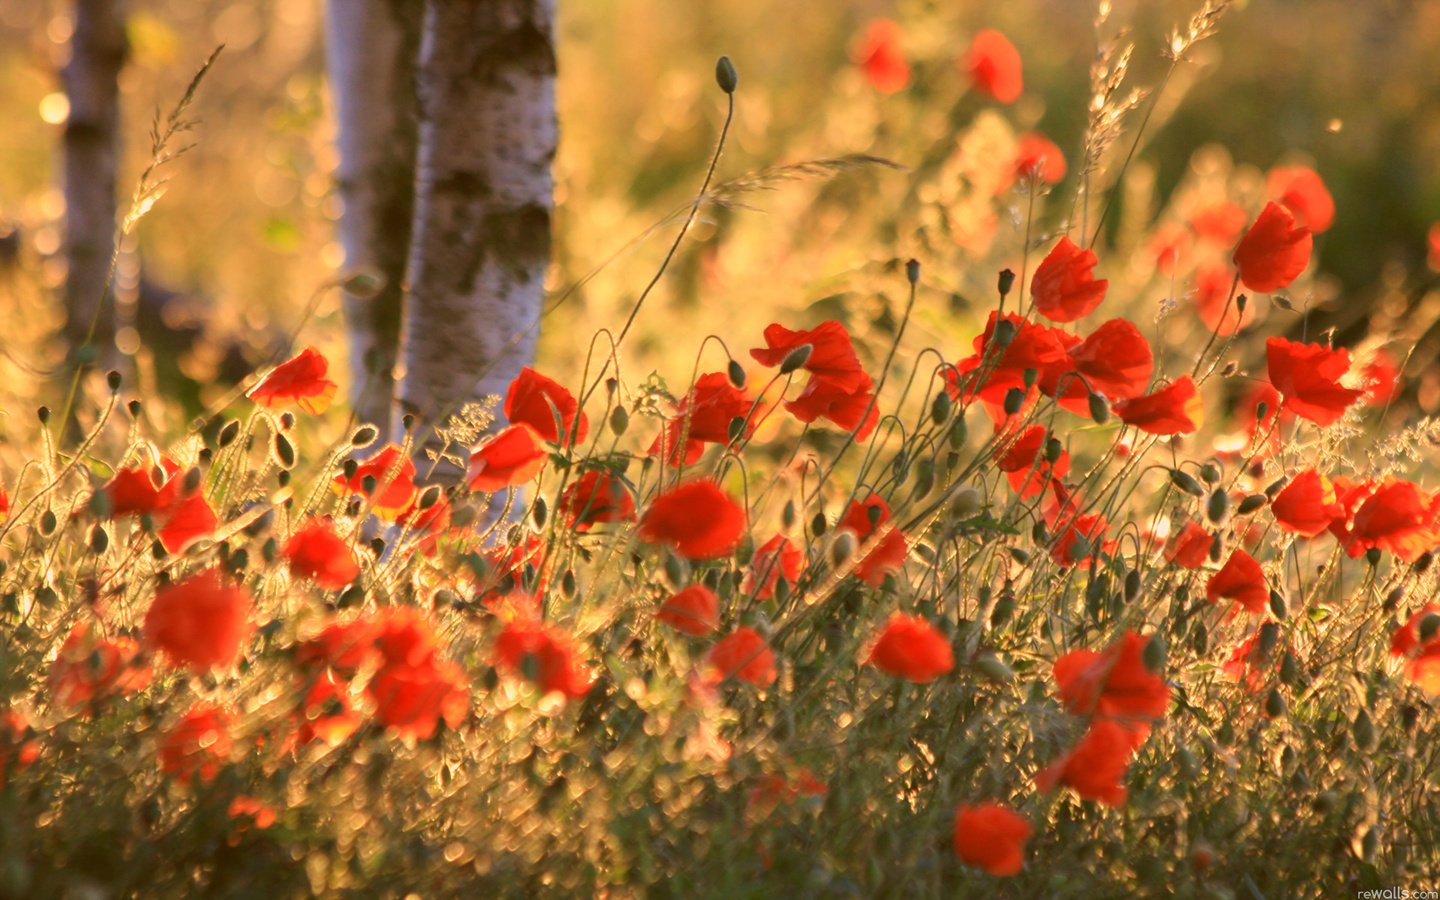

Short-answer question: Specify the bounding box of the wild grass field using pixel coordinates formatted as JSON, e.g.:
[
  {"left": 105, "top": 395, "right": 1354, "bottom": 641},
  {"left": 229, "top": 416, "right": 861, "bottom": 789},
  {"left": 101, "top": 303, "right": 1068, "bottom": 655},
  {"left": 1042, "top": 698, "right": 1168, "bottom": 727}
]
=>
[{"left": 1, "top": 1, "right": 1439, "bottom": 897}]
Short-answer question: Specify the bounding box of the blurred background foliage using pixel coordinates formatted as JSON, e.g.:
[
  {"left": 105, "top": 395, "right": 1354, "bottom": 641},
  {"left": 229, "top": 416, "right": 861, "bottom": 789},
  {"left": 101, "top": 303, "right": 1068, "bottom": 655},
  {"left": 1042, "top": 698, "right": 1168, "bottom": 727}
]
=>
[{"left": 2, "top": 0, "right": 1440, "bottom": 403}]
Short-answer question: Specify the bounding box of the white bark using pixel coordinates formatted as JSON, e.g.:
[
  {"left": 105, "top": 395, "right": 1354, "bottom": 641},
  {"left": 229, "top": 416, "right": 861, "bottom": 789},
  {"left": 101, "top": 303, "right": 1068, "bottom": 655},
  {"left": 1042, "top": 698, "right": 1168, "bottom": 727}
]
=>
[
  {"left": 62, "top": 0, "right": 127, "bottom": 351},
  {"left": 397, "top": 0, "right": 556, "bottom": 481},
  {"left": 325, "top": 0, "right": 422, "bottom": 430}
]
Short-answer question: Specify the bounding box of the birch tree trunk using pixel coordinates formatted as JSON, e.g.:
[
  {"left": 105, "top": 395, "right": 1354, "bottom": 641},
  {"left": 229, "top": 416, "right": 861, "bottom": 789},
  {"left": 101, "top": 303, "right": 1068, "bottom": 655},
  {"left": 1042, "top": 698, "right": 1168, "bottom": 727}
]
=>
[
  {"left": 325, "top": 0, "right": 422, "bottom": 430},
  {"left": 397, "top": 0, "right": 556, "bottom": 481},
  {"left": 62, "top": 0, "right": 128, "bottom": 353}
]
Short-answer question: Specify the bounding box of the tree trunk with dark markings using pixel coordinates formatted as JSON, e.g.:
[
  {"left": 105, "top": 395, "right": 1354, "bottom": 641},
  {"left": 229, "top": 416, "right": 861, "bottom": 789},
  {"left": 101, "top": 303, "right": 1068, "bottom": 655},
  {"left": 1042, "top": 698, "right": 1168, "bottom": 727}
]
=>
[{"left": 397, "top": 0, "right": 556, "bottom": 481}]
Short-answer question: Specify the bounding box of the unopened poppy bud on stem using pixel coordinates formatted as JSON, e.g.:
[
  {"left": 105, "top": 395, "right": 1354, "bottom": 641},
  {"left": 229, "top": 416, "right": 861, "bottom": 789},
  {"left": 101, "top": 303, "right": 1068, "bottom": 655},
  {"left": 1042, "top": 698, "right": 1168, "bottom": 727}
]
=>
[
  {"left": 779, "top": 344, "right": 813, "bottom": 374},
  {"left": 715, "top": 56, "right": 738, "bottom": 94}
]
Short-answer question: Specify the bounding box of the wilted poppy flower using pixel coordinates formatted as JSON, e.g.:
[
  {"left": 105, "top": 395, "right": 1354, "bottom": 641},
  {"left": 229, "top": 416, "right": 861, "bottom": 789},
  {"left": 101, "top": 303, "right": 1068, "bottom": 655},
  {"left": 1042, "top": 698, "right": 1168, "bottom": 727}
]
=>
[
  {"left": 1350, "top": 480, "right": 1440, "bottom": 562},
  {"left": 1361, "top": 349, "right": 1400, "bottom": 407},
  {"left": 1053, "top": 630, "right": 1170, "bottom": 736},
  {"left": 705, "top": 627, "right": 777, "bottom": 686},
  {"left": 750, "top": 321, "right": 867, "bottom": 393},
  {"left": 744, "top": 535, "right": 804, "bottom": 600},
  {"left": 1206, "top": 550, "right": 1268, "bottom": 614},
  {"left": 283, "top": 519, "right": 361, "bottom": 590},
  {"left": 467, "top": 423, "right": 548, "bottom": 493},
  {"left": 785, "top": 370, "right": 880, "bottom": 441},
  {"left": 1233, "top": 201, "right": 1312, "bottom": 294},
  {"left": 953, "top": 803, "right": 1031, "bottom": 876},
  {"left": 964, "top": 29, "right": 1022, "bottom": 103},
  {"left": 1164, "top": 521, "right": 1212, "bottom": 569},
  {"left": 638, "top": 480, "right": 746, "bottom": 560},
  {"left": 0, "top": 709, "right": 38, "bottom": 787},
  {"left": 1031, "top": 237, "right": 1108, "bottom": 323},
  {"left": 335, "top": 444, "right": 418, "bottom": 516},
  {"left": 505, "top": 367, "right": 588, "bottom": 445},
  {"left": 558, "top": 469, "right": 635, "bottom": 530},
  {"left": 494, "top": 619, "right": 593, "bottom": 700},
  {"left": 839, "top": 495, "right": 909, "bottom": 586},
  {"left": 1034, "top": 719, "right": 1144, "bottom": 807},
  {"left": 1266, "top": 165, "right": 1334, "bottom": 233},
  {"left": 866, "top": 614, "right": 954, "bottom": 683},
  {"left": 143, "top": 568, "right": 252, "bottom": 672},
  {"left": 367, "top": 658, "right": 469, "bottom": 740},
  {"left": 1390, "top": 604, "right": 1440, "bottom": 695},
  {"left": 1265, "top": 338, "right": 1363, "bottom": 426},
  {"left": 1113, "top": 375, "right": 1204, "bottom": 435},
  {"left": 1013, "top": 132, "right": 1065, "bottom": 185},
  {"left": 855, "top": 19, "right": 909, "bottom": 93},
  {"left": 657, "top": 585, "right": 720, "bottom": 637},
  {"left": 248, "top": 347, "right": 338, "bottom": 415},
  {"left": 650, "top": 372, "right": 756, "bottom": 466},
  {"left": 1271, "top": 469, "right": 1342, "bottom": 537},
  {"left": 995, "top": 424, "right": 1068, "bottom": 499},
  {"left": 159, "top": 704, "right": 232, "bottom": 785},
  {"left": 48, "top": 622, "right": 151, "bottom": 711}
]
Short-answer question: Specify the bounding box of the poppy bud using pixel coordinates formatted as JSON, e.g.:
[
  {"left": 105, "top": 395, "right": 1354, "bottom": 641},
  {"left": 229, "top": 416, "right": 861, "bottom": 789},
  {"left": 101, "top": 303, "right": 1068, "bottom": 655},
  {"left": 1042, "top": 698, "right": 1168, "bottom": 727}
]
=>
[
  {"left": 1419, "top": 612, "right": 1440, "bottom": 644},
  {"left": 279, "top": 411, "right": 296, "bottom": 431},
  {"left": 1022, "top": 367, "right": 1039, "bottom": 389},
  {"left": 272, "top": 434, "right": 296, "bottom": 470},
  {"left": 1382, "top": 587, "right": 1404, "bottom": 612},
  {"left": 107, "top": 369, "right": 122, "bottom": 391},
  {"left": 810, "top": 511, "right": 827, "bottom": 537},
  {"left": 1030, "top": 521, "right": 1048, "bottom": 544},
  {"left": 530, "top": 496, "right": 548, "bottom": 529},
  {"left": 974, "top": 654, "right": 1014, "bottom": 682},
  {"left": 1088, "top": 392, "right": 1110, "bottom": 424},
  {"left": 1002, "top": 387, "right": 1025, "bottom": 416},
  {"left": 1269, "top": 589, "right": 1287, "bottom": 620},
  {"left": 128, "top": 399, "right": 143, "bottom": 419},
  {"left": 930, "top": 389, "right": 952, "bottom": 426},
  {"left": 990, "top": 593, "right": 1015, "bottom": 627},
  {"left": 1280, "top": 651, "right": 1300, "bottom": 685},
  {"left": 992, "top": 318, "right": 1018, "bottom": 348},
  {"left": 1365, "top": 547, "right": 1382, "bottom": 566},
  {"left": 1189, "top": 621, "right": 1208, "bottom": 654},
  {"left": 1007, "top": 547, "right": 1031, "bottom": 565},
  {"left": 1143, "top": 636, "right": 1166, "bottom": 672},
  {"left": 781, "top": 499, "right": 797, "bottom": 530},
  {"left": 948, "top": 486, "right": 981, "bottom": 519},
  {"left": 1206, "top": 488, "right": 1230, "bottom": 524},
  {"left": 39, "top": 509, "right": 57, "bottom": 537},
  {"left": 715, "top": 55, "right": 738, "bottom": 94},
  {"left": 780, "top": 344, "right": 813, "bottom": 375},
  {"left": 1170, "top": 469, "right": 1204, "bottom": 496},
  {"left": 905, "top": 258, "right": 921, "bottom": 285},
  {"left": 948, "top": 414, "right": 968, "bottom": 449},
  {"left": 1236, "top": 294, "right": 1248, "bottom": 313},
  {"left": 1263, "top": 476, "right": 1288, "bottom": 499},
  {"left": 911, "top": 460, "right": 935, "bottom": 499},
  {"left": 663, "top": 552, "right": 688, "bottom": 589},
  {"left": 727, "top": 359, "right": 746, "bottom": 388},
  {"left": 89, "top": 524, "right": 109, "bottom": 554},
  {"left": 997, "top": 268, "right": 1016, "bottom": 297},
  {"left": 1265, "top": 687, "right": 1287, "bottom": 719},
  {"left": 1415, "top": 552, "right": 1434, "bottom": 574},
  {"left": 830, "top": 531, "right": 857, "bottom": 568},
  {"left": 1401, "top": 704, "right": 1419, "bottom": 732},
  {"left": 1258, "top": 621, "right": 1280, "bottom": 657},
  {"left": 1124, "top": 568, "right": 1142, "bottom": 603},
  {"left": 1237, "top": 493, "right": 1267, "bottom": 515},
  {"left": 1352, "top": 709, "right": 1375, "bottom": 751}
]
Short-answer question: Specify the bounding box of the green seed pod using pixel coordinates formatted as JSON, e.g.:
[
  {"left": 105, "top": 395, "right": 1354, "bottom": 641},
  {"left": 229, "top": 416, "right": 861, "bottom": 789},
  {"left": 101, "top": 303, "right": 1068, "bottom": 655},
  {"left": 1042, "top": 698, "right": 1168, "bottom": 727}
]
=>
[
  {"left": 735, "top": 534, "right": 755, "bottom": 566},
  {"left": 1199, "top": 463, "right": 1221, "bottom": 485},
  {"left": 106, "top": 369, "right": 122, "bottom": 392},
  {"left": 1044, "top": 436, "right": 1063, "bottom": 463},
  {"left": 1022, "top": 367, "right": 1039, "bottom": 389},
  {"left": 1366, "top": 547, "right": 1382, "bottom": 566},
  {"left": 727, "top": 416, "right": 746, "bottom": 442},
  {"left": 608, "top": 406, "right": 629, "bottom": 437},
  {"left": 905, "top": 258, "right": 921, "bottom": 285}
]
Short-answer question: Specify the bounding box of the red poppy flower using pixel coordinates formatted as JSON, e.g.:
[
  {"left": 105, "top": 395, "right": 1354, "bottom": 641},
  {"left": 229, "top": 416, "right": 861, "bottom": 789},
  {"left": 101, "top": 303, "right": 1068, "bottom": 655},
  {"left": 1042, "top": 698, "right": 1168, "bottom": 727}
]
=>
[
  {"left": 1064, "top": 319, "right": 1153, "bottom": 400},
  {"left": 744, "top": 535, "right": 804, "bottom": 600},
  {"left": 1391, "top": 604, "right": 1440, "bottom": 695},
  {"left": 48, "top": 622, "right": 151, "bottom": 711},
  {"left": 1266, "top": 165, "right": 1334, "bottom": 234},
  {"left": 866, "top": 614, "right": 954, "bottom": 683},
  {"left": 1206, "top": 550, "right": 1268, "bottom": 614},
  {"left": 291, "top": 674, "right": 362, "bottom": 748},
  {"left": 1429, "top": 223, "right": 1440, "bottom": 271},
  {"left": 248, "top": 347, "right": 338, "bottom": 415},
  {"left": 157, "top": 491, "right": 218, "bottom": 554},
  {"left": 159, "top": 704, "right": 232, "bottom": 785},
  {"left": 1164, "top": 521, "right": 1212, "bottom": 568},
  {"left": 0, "top": 485, "right": 8, "bottom": 523},
  {"left": 839, "top": 495, "right": 909, "bottom": 586},
  {"left": 283, "top": 519, "right": 361, "bottom": 590},
  {"left": 368, "top": 606, "right": 441, "bottom": 671},
  {"left": 650, "top": 372, "right": 757, "bottom": 466},
  {"left": 0, "top": 709, "right": 38, "bottom": 787},
  {"left": 1113, "top": 375, "right": 1204, "bottom": 435},
  {"left": 1350, "top": 480, "right": 1440, "bottom": 562},
  {"left": 995, "top": 424, "right": 1069, "bottom": 499},
  {"left": 557, "top": 470, "right": 635, "bottom": 530},
  {"left": 227, "top": 796, "right": 278, "bottom": 833},
  {"left": 1265, "top": 338, "right": 1363, "bottom": 426},
  {"left": 335, "top": 444, "right": 418, "bottom": 516},
  {"left": 705, "top": 627, "right": 777, "bottom": 687},
  {"left": 1361, "top": 349, "right": 1400, "bottom": 407},
  {"left": 1191, "top": 264, "right": 1249, "bottom": 334},
  {"left": 105, "top": 458, "right": 182, "bottom": 516},
  {"left": 750, "top": 321, "right": 867, "bottom": 394},
  {"left": 854, "top": 19, "right": 909, "bottom": 94},
  {"left": 964, "top": 29, "right": 1022, "bottom": 103},
  {"left": 1221, "top": 631, "right": 1272, "bottom": 693},
  {"left": 1013, "top": 132, "right": 1066, "bottom": 185},
  {"left": 1053, "top": 630, "right": 1170, "bottom": 736},
  {"left": 1190, "top": 202, "right": 1248, "bottom": 245},
  {"left": 1233, "top": 201, "right": 1312, "bottom": 294},
  {"left": 747, "top": 768, "right": 827, "bottom": 821},
  {"left": 1150, "top": 224, "right": 1191, "bottom": 276},
  {"left": 143, "top": 568, "right": 252, "bottom": 672},
  {"left": 1049, "top": 511, "right": 1110, "bottom": 567},
  {"left": 1031, "top": 236, "right": 1108, "bottom": 323},
  {"left": 1271, "top": 469, "right": 1343, "bottom": 537},
  {"left": 494, "top": 619, "right": 594, "bottom": 700},
  {"left": 367, "top": 658, "right": 469, "bottom": 740},
  {"left": 296, "top": 617, "right": 382, "bottom": 675},
  {"left": 1035, "top": 719, "right": 1143, "bottom": 807},
  {"left": 949, "top": 312, "right": 1076, "bottom": 407},
  {"left": 657, "top": 585, "right": 720, "bottom": 637},
  {"left": 783, "top": 371, "right": 880, "bottom": 441},
  {"left": 467, "top": 424, "right": 548, "bottom": 493},
  {"left": 638, "top": 480, "right": 746, "bottom": 560},
  {"left": 953, "top": 803, "right": 1031, "bottom": 876},
  {"left": 505, "top": 367, "right": 588, "bottom": 445}
]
